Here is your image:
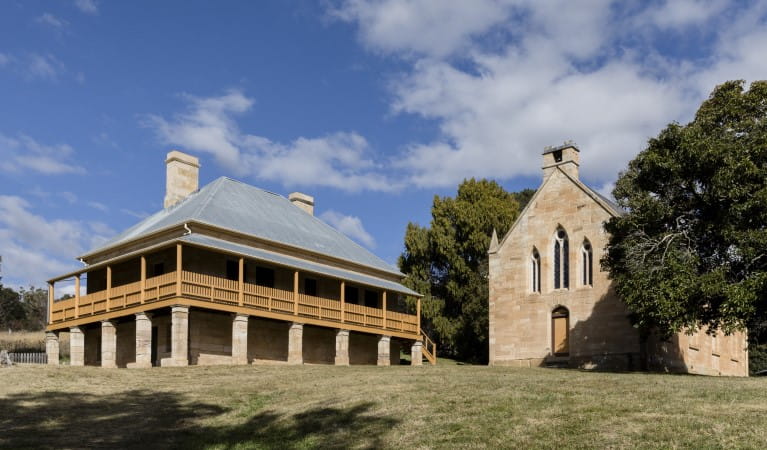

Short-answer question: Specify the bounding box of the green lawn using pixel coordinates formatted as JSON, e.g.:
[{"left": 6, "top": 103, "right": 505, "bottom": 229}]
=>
[{"left": 1, "top": 363, "right": 765, "bottom": 449}]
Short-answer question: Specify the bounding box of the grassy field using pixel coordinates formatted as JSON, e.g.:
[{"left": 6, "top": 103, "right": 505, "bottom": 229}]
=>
[{"left": 1, "top": 363, "right": 765, "bottom": 449}]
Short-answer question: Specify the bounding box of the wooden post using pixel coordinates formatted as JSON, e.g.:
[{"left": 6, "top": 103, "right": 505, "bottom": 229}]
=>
[
  {"left": 382, "top": 291, "right": 387, "bottom": 330},
  {"left": 417, "top": 297, "right": 421, "bottom": 335},
  {"left": 48, "top": 282, "right": 54, "bottom": 324},
  {"left": 176, "top": 243, "right": 182, "bottom": 297},
  {"left": 293, "top": 270, "right": 299, "bottom": 315},
  {"left": 238, "top": 257, "right": 244, "bottom": 307},
  {"left": 74, "top": 275, "right": 80, "bottom": 318},
  {"left": 106, "top": 265, "right": 112, "bottom": 312},
  {"left": 340, "top": 281, "right": 345, "bottom": 323},
  {"left": 140, "top": 255, "right": 146, "bottom": 304}
]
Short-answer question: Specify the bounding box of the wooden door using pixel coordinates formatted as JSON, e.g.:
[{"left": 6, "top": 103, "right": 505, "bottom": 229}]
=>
[{"left": 552, "top": 308, "right": 569, "bottom": 356}]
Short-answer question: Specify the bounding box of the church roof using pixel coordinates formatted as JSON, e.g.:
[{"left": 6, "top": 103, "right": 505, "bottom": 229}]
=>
[{"left": 82, "top": 176, "right": 402, "bottom": 277}]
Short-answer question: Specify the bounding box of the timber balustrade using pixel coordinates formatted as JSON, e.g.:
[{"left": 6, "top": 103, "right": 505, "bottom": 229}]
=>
[{"left": 49, "top": 270, "right": 419, "bottom": 335}]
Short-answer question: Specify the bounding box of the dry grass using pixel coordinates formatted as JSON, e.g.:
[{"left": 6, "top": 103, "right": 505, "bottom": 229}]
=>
[
  {"left": 0, "top": 330, "right": 69, "bottom": 356},
  {"left": 1, "top": 364, "right": 765, "bottom": 449}
]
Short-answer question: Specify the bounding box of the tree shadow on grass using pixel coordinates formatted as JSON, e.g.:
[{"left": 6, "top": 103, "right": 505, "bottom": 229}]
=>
[{"left": 0, "top": 390, "right": 399, "bottom": 449}]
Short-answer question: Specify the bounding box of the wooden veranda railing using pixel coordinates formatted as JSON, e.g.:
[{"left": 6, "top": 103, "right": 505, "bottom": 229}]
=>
[
  {"left": 49, "top": 270, "right": 421, "bottom": 336},
  {"left": 421, "top": 332, "right": 437, "bottom": 365}
]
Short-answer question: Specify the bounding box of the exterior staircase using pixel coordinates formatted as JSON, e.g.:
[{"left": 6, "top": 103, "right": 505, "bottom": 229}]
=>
[{"left": 421, "top": 332, "right": 437, "bottom": 365}]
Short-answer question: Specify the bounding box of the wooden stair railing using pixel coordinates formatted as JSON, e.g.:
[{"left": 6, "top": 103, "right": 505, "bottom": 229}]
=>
[{"left": 421, "top": 332, "right": 437, "bottom": 365}]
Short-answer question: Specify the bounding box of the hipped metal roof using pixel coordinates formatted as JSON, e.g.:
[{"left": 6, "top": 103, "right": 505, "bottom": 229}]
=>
[{"left": 84, "top": 177, "right": 403, "bottom": 277}]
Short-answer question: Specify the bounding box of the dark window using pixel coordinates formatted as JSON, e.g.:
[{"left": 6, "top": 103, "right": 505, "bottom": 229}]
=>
[
  {"left": 152, "top": 263, "right": 165, "bottom": 277},
  {"left": 345, "top": 285, "right": 359, "bottom": 305},
  {"left": 226, "top": 260, "right": 238, "bottom": 281},
  {"left": 553, "top": 150, "right": 563, "bottom": 162},
  {"left": 554, "top": 240, "right": 561, "bottom": 289},
  {"left": 364, "top": 290, "right": 378, "bottom": 308},
  {"left": 582, "top": 241, "right": 593, "bottom": 287},
  {"left": 304, "top": 278, "right": 317, "bottom": 296},
  {"left": 531, "top": 248, "right": 541, "bottom": 293},
  {"left": 563, "top": 237, "right": 569, "bottom": 289},
  {"left": 256, "top": 267, "right": 275, "bottom": 288}
]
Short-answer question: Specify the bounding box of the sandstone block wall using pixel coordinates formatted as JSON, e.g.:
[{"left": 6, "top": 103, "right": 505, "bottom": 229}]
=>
[
  {"left": 115, "top": 320, "right": 136, "bottom": 368},
  {"left": 248, "top": 317, "right": 289, "bottom": 363},
  {"left": 489, "top": 170, "right": 640, "bottom": 369},
  {"left": 189, "top": 309, "right": 232, "bottom": 365},
  {"left": 302, "top": 325, "right": 335, "bottom": 364},
  {"left": 647, "top": 328, "right": 748, "bottom": 376},
  {"left": 350, "top": 332, "right": 378, "bottom": 365}
]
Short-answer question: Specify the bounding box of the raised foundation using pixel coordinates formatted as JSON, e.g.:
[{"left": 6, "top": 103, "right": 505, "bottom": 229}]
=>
[
  {"left": 335, "top": 330, "right": 350, "bottom": 366},
  {"left": 70, "top": 326, "right": 84, "bottom": 367},
  {"left": 377, "top": 335, "right": 391, "bottom": 366},
  {"left": 232, "top": 314, "right": 249, "bottom": 365},
  {"left": 128, "top": 312, "right": 153, "bottom": 369},
  {"left": 288, "top": 322, "right": 303, "bottom": 365},
  {"left": 45, "top": 331, "right": 59, "bottom": 366},
  {"left": 411, "top": 341, "right": 422, "bottom": 366},
  {"left": 161, "top": 305, "right": 189, "bottom": 367},
  {"left": 101, "top": 321, "right": 117, "bottom": 368}
]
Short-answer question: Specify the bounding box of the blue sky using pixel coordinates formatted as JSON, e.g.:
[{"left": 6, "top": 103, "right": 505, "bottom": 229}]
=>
[{"left": 1, "top": 0, "right": 766, "bottom": 291}]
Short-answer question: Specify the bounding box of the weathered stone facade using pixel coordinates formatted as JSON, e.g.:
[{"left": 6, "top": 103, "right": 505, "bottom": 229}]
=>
[{"left": 489, "top": 144, "right": 748, "bottom": 376}]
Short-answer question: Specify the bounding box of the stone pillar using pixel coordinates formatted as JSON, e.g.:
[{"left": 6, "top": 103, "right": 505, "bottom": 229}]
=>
[
  {"left": 335, "top": 329, "right": 350, "bottom": 366},
  {"left": 70, "top": 326, "right": 84, "bottom": 366},
  {"left": 377, "top": 335, "right": 391, "bottom": 366},
  {"left": 45, "top": 331, "right": 60, "bottom": 366},
  {"left": 288, "top": 322, "right": 303, "bottom": 365},
  {"left": 232, "top": 314, "right": 249, "bottom": 365},
  {"left": 128, "top": 312, "right": 152, "bottom": 368},
  {"left": 101, "top": 321, "right": 117, "bottom": 368},
  {"left": 162, "top": 305, "right": 189, "bottom": 367},
  {"left": 411, "top": 341, "right": 423, "bottom": 366}
]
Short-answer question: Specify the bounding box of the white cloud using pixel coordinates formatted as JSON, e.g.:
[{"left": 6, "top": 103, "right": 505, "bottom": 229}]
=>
[
  {"left": 0, "top": 133, "right": 85, "bottom": 174},
  {"left": 320, "top": 210, "right": 377, "bottom": 248},
  {"left": 25, "top": 53, "right": 65, "bottom": 81},
  {"left": 0, "top": 196, "right": 114, "bottom": 287},
  {"left": 74, "top": 0, "right": 98, "bottom": 14},
  {"left": 330, "top": 0, "right": 767, "bottom": 189},
  {"left": 36, "top": 13, "right": 68, "bottom": 29},
  {"left": 0, "top": 53, "right": 9, "bottom": 66},
  {"left": 145, "top": 90, "right": 397, "bottom": 192}
]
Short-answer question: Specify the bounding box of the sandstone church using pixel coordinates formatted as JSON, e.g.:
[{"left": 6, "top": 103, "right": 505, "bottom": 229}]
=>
[{"left": 488, "top": 143, "right": 749, "bottom": 376}]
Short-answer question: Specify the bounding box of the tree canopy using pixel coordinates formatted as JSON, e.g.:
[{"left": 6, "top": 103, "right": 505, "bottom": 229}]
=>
[
  {"left": 603, "top": 80, "right": 767, "bottom": 338},
  {"left": 0, "top": 285, "right": 47, "bottom": 331},
  {"left": 399, "top": 178, "right": 523, "bottom": 362}
]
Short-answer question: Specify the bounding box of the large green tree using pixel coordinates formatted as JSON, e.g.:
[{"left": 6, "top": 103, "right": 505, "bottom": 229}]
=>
[
  {"left": 603, "top": 80, "right": 767, "bottom": 339},
  {"left": 399, "top": 179, "right": 520, "bottom": 362}
]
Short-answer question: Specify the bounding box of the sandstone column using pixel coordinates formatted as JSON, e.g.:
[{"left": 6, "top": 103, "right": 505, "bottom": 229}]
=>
[
  {"left": 101, "top": 320, "right": 117, "bottom": 368},
  {"left": 411, "top": 341, "right": 423, "bottom": 366},
  {"left": 288, "top": 322, "right": 303, "bottom": 365},
  {"left": 232, "top": 314, "right": 249, "bottom": 365},
  {"left": 162, "top": 305, "right": 189, "bottom": 366},
  {"left": 45, "top": 331, "right": 59, "bottom": 366},
  {"left": 70, "top": 326, "right": 84, "bottom": 366},
  {"left": 377, "top": 335, "right": 391, "bottom": 366},
  {"left": 335, "top": 329, "right": 350, "bottom": 366},
  {"left": 128, "top": 312, "right": 152, "bottom": 368}
]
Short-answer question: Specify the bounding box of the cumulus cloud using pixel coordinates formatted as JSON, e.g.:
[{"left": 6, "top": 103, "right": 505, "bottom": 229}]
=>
[
  {"left": 25, "top": 53, "right": 65, "bottom": 81},
  {"left": 74, "top": 0, "right": 98, "bottom": 14},
  {"left": 331, "top": 0, "right": 767, "bottom": 189},
  {"left": 0, "top": 196, "right": 114, "bottom": 287},
  {"left": 320, "top": 210, "right": 377, "bottom": 248},
  {"left": 145, "top": 90, "right": 396, "bottom": 192},
  {"left": 0, "top": 133, "right": 85, "bottom": 174}
]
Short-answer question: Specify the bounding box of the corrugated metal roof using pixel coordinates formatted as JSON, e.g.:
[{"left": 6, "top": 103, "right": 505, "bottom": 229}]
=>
[
  {"left": 180, "top": 234, "right": 420, "bottom": 296},
  {"left": 87, "top": 177, "right": 402, "bottom": 276}
]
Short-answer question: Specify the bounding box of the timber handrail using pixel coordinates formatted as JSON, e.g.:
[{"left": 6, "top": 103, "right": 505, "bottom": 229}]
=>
[
  {"left": 421, "top": 332, "right": 437, "bottom": 365},
  {"left": 49, "top": 270, "right": 420, "bottom": 338}
]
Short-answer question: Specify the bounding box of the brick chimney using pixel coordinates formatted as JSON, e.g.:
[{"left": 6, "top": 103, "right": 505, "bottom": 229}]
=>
[
  {"left": 542, "top": 141, "right": 579, "bottom": 180},
  {"left": 289, "top": 192, "right": 314, "bottom": 215},
  {"left": 164, "top": 150, "right": 200, "bottom": 209}
]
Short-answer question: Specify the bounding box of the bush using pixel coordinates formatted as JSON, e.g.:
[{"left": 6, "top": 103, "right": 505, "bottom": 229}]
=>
[{"left": 749, "top": 343, "right": 767, "bottom": 375}]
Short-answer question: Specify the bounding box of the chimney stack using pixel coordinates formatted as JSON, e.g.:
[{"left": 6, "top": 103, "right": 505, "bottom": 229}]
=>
[
  {"left": 289, "top": 192, "right": 314, "bottom": 215},
  {"left": 542, "top": 141, "right": 579, "bottom": 180},
  {"left": 164, "top": 150, "right": 200, "bottom": 209}
]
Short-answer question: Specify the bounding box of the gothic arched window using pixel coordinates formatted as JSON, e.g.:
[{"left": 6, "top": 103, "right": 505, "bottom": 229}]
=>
[
  {"left": 553, "top": 227, "right": 569, "bottom": 289},
  {"left": 531, "top": 248, "right": 541, "bottom": 293},
  {"left": 581, "top": 239, "right": 593, "bottom": 287}
]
